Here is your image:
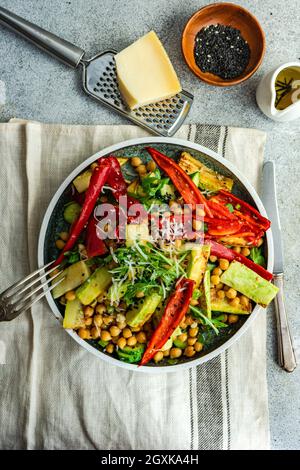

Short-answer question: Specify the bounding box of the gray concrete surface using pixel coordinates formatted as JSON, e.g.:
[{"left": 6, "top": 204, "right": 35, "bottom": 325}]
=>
[{"left": 0, "top": 0, "right": 299, "bottom": 450}]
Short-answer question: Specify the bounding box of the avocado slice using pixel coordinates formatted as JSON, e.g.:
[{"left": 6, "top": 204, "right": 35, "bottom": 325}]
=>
[
  {"left": 52, "top": 261, "right": 90, "bottom": 299},
  {"left": 73, "top": 169, "right": 92, "bottom": 193},
  {"left": 199, "top": 269, "right": 212, "bottom": 318},
  {"left": 63, "top": 298, "right": 85, "bottom": 329},
  {"left": 63, "top": 202, "right": 81, "bottom": 224},
  {"left": 126, "top": 293, "right": 162, "bottom": 328},
  {"left": 126, "top": 223, "right": 149, "bottom": 247},
  {"left": 187, "top": 245, "right": 210, "bottom": 288},
  {"left": 76, "top": 266, "right": 112, "bottom": 305},
  {"left": 117, "top": 157, "right": 128, "bottom": 166},
  {"left": 211, "top": 289, "right": 251, "bottom": 314},
  {"left": 220, "top": 261, "right": 278, "bottom": 307},
  {"left": 178, "top": 152, "right": 234, "bottom": 192},
  {"left": 160, "top": 182, "right": 175, "bottom": 199}
]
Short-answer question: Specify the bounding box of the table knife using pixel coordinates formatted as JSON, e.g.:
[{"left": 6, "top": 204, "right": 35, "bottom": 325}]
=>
[{"left": 262, "top": 161, "right": 297, "bottom": 372}]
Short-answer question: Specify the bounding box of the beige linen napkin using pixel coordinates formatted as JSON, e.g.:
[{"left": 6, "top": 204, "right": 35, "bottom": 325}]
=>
[{"left": 0, "top": 120, "right": 269, "bottom": 450}]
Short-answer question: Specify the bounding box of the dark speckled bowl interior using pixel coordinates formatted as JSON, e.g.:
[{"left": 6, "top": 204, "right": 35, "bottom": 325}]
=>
[{"left": 39, "top": 138, "right": 271, "bottom": 372}]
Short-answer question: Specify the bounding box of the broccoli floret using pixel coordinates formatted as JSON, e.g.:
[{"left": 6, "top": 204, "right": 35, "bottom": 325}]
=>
[{"left": 116, "top": 345, "right": 145, "bottom": 364}]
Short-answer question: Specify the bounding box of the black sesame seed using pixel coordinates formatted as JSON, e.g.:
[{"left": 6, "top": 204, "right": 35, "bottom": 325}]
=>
[{"left": 193, "top": 23, "right": 250, "bottom": 80}]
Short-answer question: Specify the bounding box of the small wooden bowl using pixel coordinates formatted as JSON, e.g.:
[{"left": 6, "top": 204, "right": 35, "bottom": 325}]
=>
[{"left": 182, "top": 2, "right": 266, "bottom": 86}]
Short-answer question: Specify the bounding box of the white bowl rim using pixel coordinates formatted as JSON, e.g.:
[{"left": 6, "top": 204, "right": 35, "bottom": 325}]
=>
[{"left": 38, "top": 136, "right": 274, "bottom": 374}]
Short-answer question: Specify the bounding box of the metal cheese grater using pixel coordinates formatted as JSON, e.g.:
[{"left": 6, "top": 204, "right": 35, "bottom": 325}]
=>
[{"left": 0, "top": 7, "right": 193, "bottom": 136}]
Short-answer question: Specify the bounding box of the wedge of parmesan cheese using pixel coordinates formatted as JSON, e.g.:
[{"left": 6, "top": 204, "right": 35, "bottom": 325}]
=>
[{"left": 115, "top": 31, "right": 182, "bottom": 109}]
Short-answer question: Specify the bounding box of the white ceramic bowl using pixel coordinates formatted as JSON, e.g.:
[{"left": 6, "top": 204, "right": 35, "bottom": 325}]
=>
[{"left": 38, "top": 137, "right": 273, "bottom": 373}]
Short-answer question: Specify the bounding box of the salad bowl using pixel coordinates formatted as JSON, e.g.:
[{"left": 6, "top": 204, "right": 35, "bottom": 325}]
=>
[{"left": 38, "top": 137, "right": 274, "bottom": 373}]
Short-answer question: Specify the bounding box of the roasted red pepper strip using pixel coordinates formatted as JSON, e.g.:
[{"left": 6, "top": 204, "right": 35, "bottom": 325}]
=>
[
  {"left": 145, "top": 147, "right": 213, "bottom": 218},
  {"left": 206, "top": 200, "right": 238, "bottom": 220},
  {"left": 140, "top": 278, "right": 195, "bottom": 366},
  {"left": 98, "top": 155, "right": 127, "bottom": 199},
  {"left": 215, "top": 190, "right": 271, "bottom": 231},
  {"left": 207, "top": 220, "right": 242, "bottom": 236},
  {"left": 85, "top": 217, "right": 107, "bottom": 258},
  {"left": 206, "top": 239, "right": 273, "bottom": 281},
  {"left": 54, "top": 163, "right": 111, "bottom": 266}
]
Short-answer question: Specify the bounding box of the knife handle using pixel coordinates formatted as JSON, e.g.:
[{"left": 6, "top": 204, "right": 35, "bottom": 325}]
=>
[{"left": 273, "top": 274, "right": 297, "bottom": 372}]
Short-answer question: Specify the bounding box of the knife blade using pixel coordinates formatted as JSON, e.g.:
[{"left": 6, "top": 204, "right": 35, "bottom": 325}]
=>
[
  {"left": 262, "top": 161, "right": 284, "bottom": 274},
  {"left": 262, "top": 161, "right": 297, "bottom": 372}
]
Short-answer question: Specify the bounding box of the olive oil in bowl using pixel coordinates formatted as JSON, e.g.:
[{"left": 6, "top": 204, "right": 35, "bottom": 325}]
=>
[{"left": 275, "top": 66, "right": 300, "bottom": 110}]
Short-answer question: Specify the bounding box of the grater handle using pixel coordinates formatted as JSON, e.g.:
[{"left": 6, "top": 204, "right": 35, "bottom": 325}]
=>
[{"left": 0, "top": 6, "right": 85, "bottom": 68}]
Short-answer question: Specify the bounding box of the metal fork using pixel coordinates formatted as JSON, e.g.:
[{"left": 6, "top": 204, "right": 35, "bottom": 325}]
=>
[{"left": 0, "top": 262, "right": 65, "bottom": 321}]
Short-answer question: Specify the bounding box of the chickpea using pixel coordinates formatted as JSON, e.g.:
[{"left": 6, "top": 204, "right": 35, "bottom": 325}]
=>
[
  {"left": 178, "top": 333, "right": 188, "bottom": 343},
  {"left": 194, "top": 342, "right": 203, "bottom": 352},
  {"left": 185, "top": 316, "right": 194, "bottom": 326},
  {"left": 117, "top": 321, "right": 127, "bottom": 330},
  {"left": 84, "top": 305, "right": 94, "bottom": 317},
  {"left": 226, "top": 288, "right": 237, "bottom": 299},
  {"left": 136, "top": 331, "right": 147, "bottom": 343},
  {"left": 219, "top": 258, "right": 230, "bottom": 270},
  {"left": 180, "top": 319, "right": 187, "bottom": 329},
  {"left": 154, "top": 351, "right": 164, "bottom": 363},
  {"left": 192, "top": 219, "right": 202, "bottom": 231},
  {"left": 123, "top": 328, "right": 132, "bottom": 339},
  {"left": 241, "top": 247, "right": 250, "bottom": 257},
  {"left": 170, "top": 348, "right": 182, "bottom": 359},
  {"left": 187, "top": 337, "right": 197, "bottom": 346},
  {"left": 163, "top": 349, "right": 170, "bottom": 357},
  {"left": 110, "top": 326, "right": 121, "bottom": 337},
  {"left": 210, "top": 275, "right": 220, "bottom": 286},
  {"left": 106, "top": 343, "right": 114, "bottom": 354},
  {"left": 101, "top": 330, "right": 111, "bottom": 342},
  {"left": 240, "top": 295, "right": 250, "bottom": 307},
  {"left": 257, "top": 238, "right": 264, "bottom": 247},
  {"left": 175, "top": 239, "right": 182, "bottom": 250},
  {"left": 90, "top": 162, "right": 98, "bottom": 170},
  {"left": 216, "top": 282, "right": 224, "bottom": 290},
  {"left": 209, "top": 255, "right": 217, "bottom": 263},
  {"left": 233, "top": 246, "right": 241, "bottom": 253},
  {"left": 127, "top": 336, "right": 137, "bottom": 347},
  {"left": 91, "top": 326, "right": 100, "bottom": 339},
  {"left": 94, "top": 314, "right": 103, "bottom": 327},
  {"left": 65, "top": 290, "right": 76, "bottom": 301},
  {"left": 59, "top": 231, "right": 69, "bottom": 242},
  {"left": 96, "top": 304, "right": 106, "bottom": 315},
  {"left": 190, "top": 322, "right": 198, "bottom": 328},
  {"left": 184, "top": 346, "right": 196, "bottom": 357},
  {"left": 190, "top": 299, "right": 199, "bottom": 306},
  {"left": 55, "top": 239, "right": 65, "bottom": 250},
  {"left": 84, "top": 317, "right": 93, "bottom": 326},
  {"left": 135, "top": 290, "right": 145, "bottom": 298},
  {"left": 217, "top": 290, "right": 225, "bottom": 299},
  {"left": 189, "top": 327, "right": 199, "bottom": 338},
  {"left": 117, "top": 337, "right": 127, "bottom": 350},
  {"left": 146, "top": 160, "right": 156, "bottom": 172},
  {"left": 131, "top": 157, "right": 142, "bottom": 167},
  {"left": 228, "top": 314, "right": 239, "bottom": 324},
  {"left": 78, "top": 328, "right": 89, "bottom": 340},
  {"left": 136, "top": 164, "right": 147, "bottom": 175},
  {"left": 116, "top": 313, "right": 126, "bottom": 323},
  {"left": 229, "top": 297, "right": 240, "bottom": 308},
  {"left": 213, "top": 267, "right": 222, "bottom": 276},
  {"left": 103, "top": 315, "right": 114, "bottom": 326},
  {"left": 131, "top": 326, "right": 141, "bottom": 333}
]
